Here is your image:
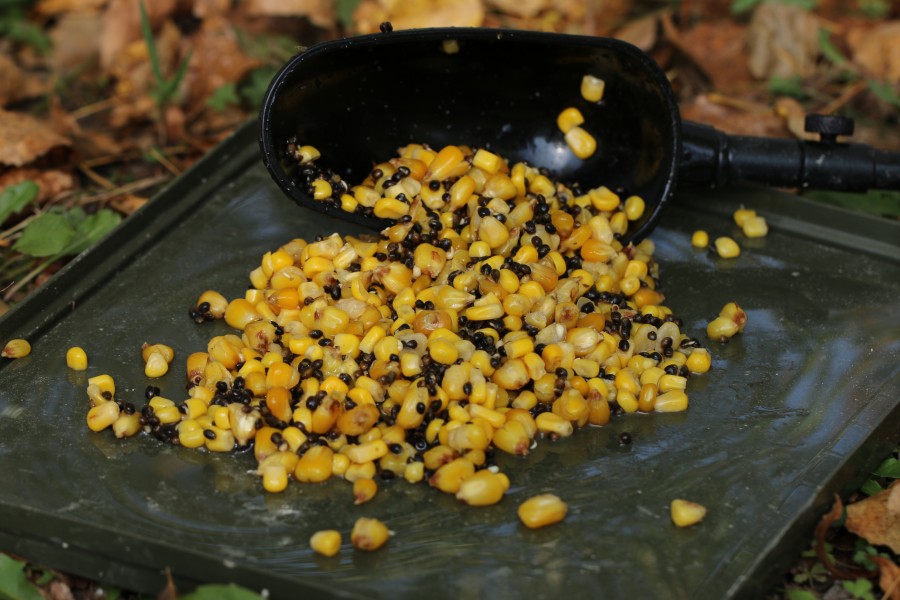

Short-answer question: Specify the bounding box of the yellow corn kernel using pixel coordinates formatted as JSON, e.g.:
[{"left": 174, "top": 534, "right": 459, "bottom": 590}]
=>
[
  {"left": 581, "top": 74, "right": 605, "bottom": 102},
  {"left": 655, "top": 390, "right": 689, "bottom": 412},
  {"left": 714, "top": 236, "right": 740, "bottom": 259},
  {"left": 556, "top": 107, "right": 585, "bottom": 134},
  {"left": 332, "top": 453, "right": 351, "bottom": 477},
  {"left": 112, "top": 412, "right": 141, "bottom": 438},
  {"left": 742, "top": 215, "right": 768, "bottom": 238},
  {"left": 671, "top": 499, "right": 707, "bottom": 527},
  {"left": 86, "top": 401, "right": 119, "bottom": 432},
  {"left": 2, "top": 338, "right": 31, "bottom": 359},
  {"left": 262, "top": 464, "right": 289, "bottom": 493},
  {"left": 706, "top": 316, "right": 740, "bottom": 341},
  {"left": 374, "top": 197, "right": 410, "bottom": 219},
  {"left": 66, "top": 346, "right": 88, "bottom": 370},
  {"left": 447, "top": 423, "right": 490, "bottom": 452},
  {"left": 404, "top": 460, "right": 425, "bottom": 483},
  {"left": 178, "top": 419, "right": 206, "bottom": 448},
  {"left": 144, "top": 352, "right": 169, "bottom": 378},
  {"left": 224, "top": 298, "right": 262, "bottom": 330},
  {"left": 294, "top": 445, "right": 334, "bottom": 483},
  {"left": 733, "top": 207, "right": 757, "bottom": 227},
  {"left": 351, "top": 517, "right": 390, "bottom": 551},
  {"left": 429, "top": 339, "right": 459, "bottom": 365},
  {"left": 658, "top": 374, "right": 687, "bottom": 393},
  {"left": 535, "top": 412, "right": 574, "bottom": 438},
  {"left": 691, "top": 230, "right": 709, "bottom": 248},
  {"left": 429, "top": 457, "right": 475, "bottom": 494},
  {"left": 478, "top": 216, "right": 510, "bottom": 249},
  {"left": 518, "top": 494, "right": 568, "bottom": 528},
  {"left": 686, "top": 348, "right": 712, "bottom": 374},
  {"left": 426, "top": 145, "right": 465, "bottom": 181},
  {"left": 311, "top": 179, "right": 332, "bottom": 200},
  {"left": 624, "top": 196, "right": 645, "bottom": 221},
  {"left": 204, "top": 426, "right": 235, "bottom": 452},
  {"left": 154, "top": 405, "right": 182, "bottom": 425},
  {"left": 353, "top": 478, "right": 378, "bottom": 505},
  {"left": 565, "top": 126, "right": 597, "bottom": 159},
  {"left": 493, "top": 420, "right": 531, "bottom": 456},
  {"left": 347, "top": 440, "right": 389, "bottom": 464},
  {"left": 310, "top": 530, "right": 342, "bottom": 557},
  {"left": 472, "top": 148, "right": 502, "bottom": 174},
  {"left": 295, "top": 144, "right": 320, "bottom": 164},
  {"left": 340, "top": 193, "right": 358, "bottom": 212},
  {"left": 456, "top": 469, "right": 507, "bottom": 506}
]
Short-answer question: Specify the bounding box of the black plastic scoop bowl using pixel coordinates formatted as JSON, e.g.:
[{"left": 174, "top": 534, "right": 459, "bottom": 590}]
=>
[{"left": 259, "top": 27, "right": 900, "bottom": 242}]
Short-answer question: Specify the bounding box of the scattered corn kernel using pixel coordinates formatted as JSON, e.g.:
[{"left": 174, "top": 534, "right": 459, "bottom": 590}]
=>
[
  {"left": 581, "top": 74, "right": 605, "bottom": 102},
  {"left": 691, "top": 230, "right": 709, "bottom": 248},
  {"left": 518, "top": 494, "right": 568, "bottom": 528},
  {"left": 2, "top": 339, "right": 31, "bottom": 359},
  {"left": 670, "top": 498, "right": 707, "bottom": 527},
  {"left": 351, "top": 517, "right": 390, "bottom": 551},
  {"left": 564, "top": 127, "right": 597, "bottom": 159},
  {"left": 742, "top": 215, "right": 768, "bottom": 238},
  {"left": 66, "top": 346, "right": 88, "bottom": 370},
  {"left": 714, "top": 236, "right": 740, "bottom": 259},
  {"left": 310, "top": 530, "right": 341, "bottom": 557}
]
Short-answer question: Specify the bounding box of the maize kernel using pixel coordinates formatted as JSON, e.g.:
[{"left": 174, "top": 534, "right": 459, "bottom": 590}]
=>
[
  {"left": 581, "top": 74, "right": 605, "bottom": 102},
  {"left": 351, "top": 517, "right": 390, "bottom": 551},
  {"left": 671, "top": 499, "right": 707, "bottom": 527},
  {"left": 2, "top": 339, "right": 30, "bottom": 359},
  {"left": 66, "top": 346, "right": 88, "bottom": 370},
  {"left": 310, "top": 530, "right": 341, "bottom": 557},
  {"left": 714, "top": 236, "right": 740, "bottom": 259},
  {"left": 518, "top": 494, "right": 568, "bottom": 528}
]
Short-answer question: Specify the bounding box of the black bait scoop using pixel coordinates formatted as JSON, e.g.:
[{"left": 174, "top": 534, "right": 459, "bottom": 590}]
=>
[{"left": 259, "top": 27, "right": 900, "bottom": 242}]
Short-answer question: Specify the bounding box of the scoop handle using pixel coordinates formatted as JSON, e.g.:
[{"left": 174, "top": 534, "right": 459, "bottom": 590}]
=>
[{"left": 679, "top": 120, "right": 900, "bottom": 192}]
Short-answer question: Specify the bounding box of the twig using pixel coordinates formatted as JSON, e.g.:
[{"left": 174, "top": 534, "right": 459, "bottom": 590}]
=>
[
  {"left": 147, "top": 147, "right": 181, "bottom": 176},
  {"left": 706, "top": 93, "right": 773, "bottom": 114},
  {"left": 78, "top": 164, "right": 116, "bottom": 189},
  {"left": 73, "top": 174, "right": 170, "bottom": 206},
  {"left": 69, "top": 97, "right": 117, "bottom": 121},
  {"left": 818, "top": 80, "right": 868, "bottom": 116},
  {"left": 2, "top": 257, "right": 53, "bottom": 302}
]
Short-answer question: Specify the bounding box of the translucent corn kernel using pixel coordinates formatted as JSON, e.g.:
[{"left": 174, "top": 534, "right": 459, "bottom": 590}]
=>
[
  {"left": 2, "top": 338, "right": 30, "bottom": 359},
  {"left": 671, "top": 498, "right": 707, "bottom": 527},
  {"left": 262, "top": 464, "right": 289, "bottom": 493},
  {"left": 518, "top": 494, "right": 568, "bottom": 528},
  {"left": 145, "top": 352, "right": 169, "bottom": 378},
  {"left": 557, "top": 107, "right": 585, "bottom": 134},
  {"left": 581, "top": 74, "right": 606, "bottom": 102},
  {"left": 66, "top": 346, "right": 88, "bottom": 370},
  {"left": 456, "top": 469, "right": 507, "bottom": 506},
  {"left": 691, "top": 230, "right": 709, "bottom": 248},
  {"left": 351, "top": 517, "right": 390, "bottom": 551},
  {"left": 714, "top": 236, "right": 740, "bottom": 259},
  {"left": 310, "top": 530, "right": 341, "bottom": 557},
  {"left": 565, "top": 127, "right": 597, "bottom": 159}
]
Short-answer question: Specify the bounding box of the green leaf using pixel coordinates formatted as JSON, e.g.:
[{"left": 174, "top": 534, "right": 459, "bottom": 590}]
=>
[
  {"left": 867, "top": 79, "right": 900, "bottom": 109},
  {"left": 786, "top": 589, "right": 818, "bottom": 600},
  {"left": 181, "top": 584, "right": 264, "bottom": 600},
  {"left": 843, "top": 578, "right": 875, "bottom": 600},
  {"left": 731, "top": 0, "right": 760, "bottom": 13},
  {"left": 62, "top": 209, "right": 121, "bottom": 255},
  {"left": 860, "top": 479, "right": 884, "bottom": 496},
  {"left": 12, "top": 212, "right": 74, "bottom": 257},
  {"left": 207, "top": 83, "right": 240, "bottom": 112},
  {"left": 0, "top": 10, "right": 52, "bottom": 54},
  {"left": 0, "top": 554, "right": 44, "bottom": 600},
  {"left": 0, "top": 181, "right": 39, "bottom": 224},
  {"left": 873, "top": 457, "right": 900, "bottom": 479},
  {"left": 139, "top": 0, "right": 164, "bottom": 90},
  {"left": 859, "top": 0, "right": 889, "bottom": 18},
  {"left": 769, "top": 75, "right": 809, "bottom": 99},
  {"left": 818, "top": 28, "right": 848, "bottom": 65}
]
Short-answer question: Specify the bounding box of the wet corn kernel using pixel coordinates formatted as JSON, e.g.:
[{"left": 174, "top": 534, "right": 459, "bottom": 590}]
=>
[
  {"left": 671, "top": 498, "right": 707, "bottom": 527},
  {"left": 310, "top": 530, "right": 342, "bottom": 557},
  {"left": 564, "top": 127, "right": 597, "bottom": 159},
  {"left": 144, "top": 352, "right": 169, "bottom": 378},
  {"left": 518, "top": 494, "right": 568, "bottom": 528},
  {"left": 742, "top": 215, "right": 768, "bottom": 238},
  {"left": 691, "top": 230, "right": 709, "bottom": 248},
  {"left": 733, "top": 208, "right": 756, "bottom": 227},
  {"left": 557, "top": 107, "right": 585, "bottom": 134},
  {"left": 686, "top": 348, "right": 712, "bottom": 373},
  {"left": 351, "top": 517, "right": 390, "bottom": 551},
  {"left": 2, "top": 339, "right": 31, "bottom": 359},
  {"left": 353, "top": 478, "right": 378, "bottom": 504},
  {"left": 87, "top": 401, "right": 119, "bottom": 432},
  {"left": 66, "top": 346, "right": 88, "bottom": 370},
  {"left": 714, "top": 236, "right": 740, "bottom": 259},
  {"left": 456, "top": 469, "right": 507, "bottom": 506},
  {"left": 581, "top": 74, "right": 605, "bottom": 102}
]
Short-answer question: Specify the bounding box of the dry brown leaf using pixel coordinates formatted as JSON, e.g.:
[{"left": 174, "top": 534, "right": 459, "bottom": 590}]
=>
[
  {"left": 872, "top": 556, "right": 900, "bottom": 600},
  {"left": 48, "top": 11, "right": 103, "bottom": 74},
  {"left": 0, "top": 169, "right": 75, "bottom": 202},
  {"left": 677, "top": 20, "right": 753, "bottom": 91},
  {"left": 354, "top": 0, "right": 484, "bottom": 34},
  {"left": 485, "top": 0, "right": 549, "bottom": 19},
  {"left": 100, "top": 0, "right": 177, "bottom": 72},
  {"left": 746, "top": 3, "right": 819, "bottom": 80},
  {"left": 680, "top": 94, "right": 788, "bottom": 139},
  {"left": 50, "top": 97, "right": 123, "bottom": 159},
  {"left": 613, "top": 12, "right": 659, "bottom": 53},
  {"left": 109, "top": 193, "right": 148, "bottom": 215},
  {"left": 192, "top": 0, "right": 230, "bottom": 18},
  {"left": 846, "top": 481, "right": 900, "bottom": 554},
  {"left": 0, "top": 54, "right": 26, "bottom": 108},
  {"left": 182, "top": 16, "right": 260, "bottom": 114},
  {"left": 244, "top": 0, "right": 334, "bottom": 28},
  {"left": 0, "top": 110, "right": 71, "bottom": 167},
  {"left": 846, "top": 21, "right": 900, "bottom": 82},
  {"left": 36, "top": 0, "right": 105, "bottom": 16}
]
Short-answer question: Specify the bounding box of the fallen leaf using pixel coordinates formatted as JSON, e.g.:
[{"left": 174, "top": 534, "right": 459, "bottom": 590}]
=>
[
  {"left": 613, "top": 11, "right": 659, "bottom": 53},
  {"left": 354, "top": 0, "right": 484, "bottom": 34},
  {"left": 746, "top": 3, "right": 820, "bottom": 80},
  {"left": 814, "top": 494, "right": 874, "bottom": 580},
  {"left": 680, "top": 94, "right": 788, "bottom": 139},
  {"left": 0, "top": 54, "right": 27, "bottom": 107},
  {"left": 846, "top": 481, "right": 900, "bottom": 554},
  {"left": 50, "top": 97, "right": 123, "bottom": 159},
  {"left": 677, "top": 20, "right": 753, "bottom": 90},
  {"left": 100, "top": 0, "right": 177, "bottom": 72},
  {"left": 0, "top": 169, "right": 76, "bottom": 202},
  {"left": 485, "top": 0, "right": 549, "bottom": 19},
  {"left": 35, "top": 0, "right": 106, "bottom": 16},
  {"left": 181, "top": 16, "right": 260, "bottom": 114},
  {"left": 48, "top": 11, "right": 103, "bottom": 73},
  {"left": 192, "top": 0, "right": 230, "bottom": 19},
  {"left": 0, "top": 110, "right": 71, "bottom": 167},
  {"left": 846, "top": 21, "right": 900, "bottom": 82},
  {"left": 871, "top": 556, "right": 900, "bottom": 600},
  {"left": 244, "top": 0, "right": 334, "bottom": 29},
  {"left": 109, "top": 193, "right": 148, "bottom": 215}
]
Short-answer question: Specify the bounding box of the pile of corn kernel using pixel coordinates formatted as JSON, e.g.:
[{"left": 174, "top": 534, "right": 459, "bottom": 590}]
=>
[{"left": 82, "top": 142, "right": 720, "bottom": 522}]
